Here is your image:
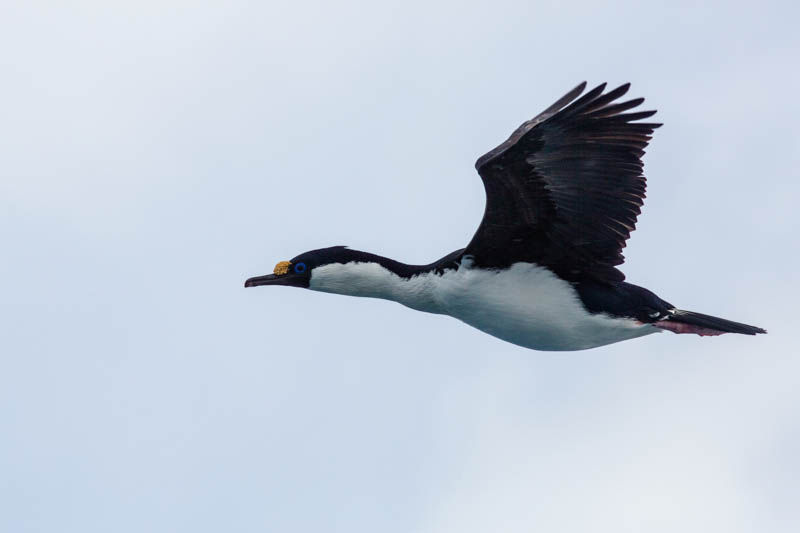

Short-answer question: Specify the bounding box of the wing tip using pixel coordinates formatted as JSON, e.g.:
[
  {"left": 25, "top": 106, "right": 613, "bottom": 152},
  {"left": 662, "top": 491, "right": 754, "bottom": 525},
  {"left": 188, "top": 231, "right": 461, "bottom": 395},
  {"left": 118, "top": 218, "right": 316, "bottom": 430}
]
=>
[{"left": 554, "top": 81, "right": 590, "bottom": 110}]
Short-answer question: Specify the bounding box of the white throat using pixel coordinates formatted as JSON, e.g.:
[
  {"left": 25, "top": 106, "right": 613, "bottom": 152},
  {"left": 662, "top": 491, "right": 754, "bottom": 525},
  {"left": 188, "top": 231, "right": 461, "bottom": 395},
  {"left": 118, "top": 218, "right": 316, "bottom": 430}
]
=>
[{"left": 308, "top": 262, "right": 443, "bottom": 313}]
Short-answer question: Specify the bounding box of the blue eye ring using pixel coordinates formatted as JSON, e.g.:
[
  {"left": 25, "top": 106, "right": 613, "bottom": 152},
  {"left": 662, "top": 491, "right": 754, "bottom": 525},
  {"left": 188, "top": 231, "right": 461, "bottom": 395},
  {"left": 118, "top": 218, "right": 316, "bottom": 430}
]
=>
[{"left": 294, "top": 262, "right": 307, "bottom": 274}]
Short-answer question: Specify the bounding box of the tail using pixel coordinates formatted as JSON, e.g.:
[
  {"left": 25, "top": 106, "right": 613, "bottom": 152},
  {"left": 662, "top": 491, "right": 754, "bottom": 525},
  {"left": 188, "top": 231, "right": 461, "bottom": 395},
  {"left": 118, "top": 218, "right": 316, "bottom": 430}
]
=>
[{"left": 654, "top": 309, "right": 767, "bottom": 336}]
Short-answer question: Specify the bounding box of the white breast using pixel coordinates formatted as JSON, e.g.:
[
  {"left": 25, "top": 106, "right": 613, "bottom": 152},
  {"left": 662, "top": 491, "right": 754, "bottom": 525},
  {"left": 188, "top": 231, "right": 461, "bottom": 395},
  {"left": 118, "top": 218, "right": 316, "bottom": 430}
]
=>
[
  {"left": 431, "top": 261, "right": 658, "bottom": 351},
  {"left": 309, "top": 260, "right": 658, "bottom": 351}
]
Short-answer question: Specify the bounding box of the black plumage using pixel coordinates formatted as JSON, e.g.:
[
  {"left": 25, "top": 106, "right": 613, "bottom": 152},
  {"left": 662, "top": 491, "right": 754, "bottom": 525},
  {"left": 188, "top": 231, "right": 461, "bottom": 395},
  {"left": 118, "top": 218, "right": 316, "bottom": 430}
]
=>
[
  {"left": 467, "top": 82, "right": 660, "bottom": 283},
  {"left": 246, "top": 81, "right": 766, "bottom": 343}
]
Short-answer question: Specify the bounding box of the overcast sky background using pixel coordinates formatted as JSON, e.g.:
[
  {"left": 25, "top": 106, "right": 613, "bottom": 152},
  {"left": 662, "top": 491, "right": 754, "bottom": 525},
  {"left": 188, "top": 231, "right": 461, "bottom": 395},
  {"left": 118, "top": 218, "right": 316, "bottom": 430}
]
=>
[{"left": 2, "top": 1, "right": 799, "bottom": 532}]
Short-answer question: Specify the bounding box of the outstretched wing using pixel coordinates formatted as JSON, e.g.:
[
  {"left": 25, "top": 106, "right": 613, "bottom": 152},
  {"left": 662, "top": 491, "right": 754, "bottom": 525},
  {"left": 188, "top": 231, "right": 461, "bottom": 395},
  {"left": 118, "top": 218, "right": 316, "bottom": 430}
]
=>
[{"left": 466, "top": 82, "right": 661, "bottom": 282}]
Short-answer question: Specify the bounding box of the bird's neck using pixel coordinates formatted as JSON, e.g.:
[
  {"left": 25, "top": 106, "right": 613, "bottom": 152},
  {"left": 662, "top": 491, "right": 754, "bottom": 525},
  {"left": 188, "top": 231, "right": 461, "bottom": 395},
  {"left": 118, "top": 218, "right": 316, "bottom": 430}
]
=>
[{"left": 308, "top": 260, "right": 443, "bottom": 313}]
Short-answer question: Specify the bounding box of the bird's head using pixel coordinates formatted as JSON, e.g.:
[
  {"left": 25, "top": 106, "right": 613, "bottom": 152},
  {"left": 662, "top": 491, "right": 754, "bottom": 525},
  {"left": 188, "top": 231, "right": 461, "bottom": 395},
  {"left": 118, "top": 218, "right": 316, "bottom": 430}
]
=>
[{"left": 244, "top": 246, "right": 362, "bottom": 289}]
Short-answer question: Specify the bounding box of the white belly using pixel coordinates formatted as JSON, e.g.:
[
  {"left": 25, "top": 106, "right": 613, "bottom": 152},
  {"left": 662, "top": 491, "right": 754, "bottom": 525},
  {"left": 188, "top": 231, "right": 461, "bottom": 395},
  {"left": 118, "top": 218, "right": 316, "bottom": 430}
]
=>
[
  {"left": 309, "top": 259, "right": 659, "bottom": 351},
  {"left": 431, "top": 262, "right": 658, "bottom": 351}
]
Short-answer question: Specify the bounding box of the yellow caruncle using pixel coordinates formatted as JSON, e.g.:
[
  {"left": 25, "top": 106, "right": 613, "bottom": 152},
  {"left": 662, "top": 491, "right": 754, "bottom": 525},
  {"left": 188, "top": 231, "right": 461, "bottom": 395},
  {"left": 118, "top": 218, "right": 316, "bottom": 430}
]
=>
[{"left": 273, "top": 261, "right": 292, "bottom": 276}]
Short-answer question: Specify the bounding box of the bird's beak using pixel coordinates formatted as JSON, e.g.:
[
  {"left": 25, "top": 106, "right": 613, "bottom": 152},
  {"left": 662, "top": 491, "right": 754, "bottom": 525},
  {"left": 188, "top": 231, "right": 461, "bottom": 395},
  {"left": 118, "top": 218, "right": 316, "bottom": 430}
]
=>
[
  {"left": 246, "top": 261, "right": 308, "bottom": 288},
  {"left": 244, "top": 274, "right": 285, "bottom": 287}
]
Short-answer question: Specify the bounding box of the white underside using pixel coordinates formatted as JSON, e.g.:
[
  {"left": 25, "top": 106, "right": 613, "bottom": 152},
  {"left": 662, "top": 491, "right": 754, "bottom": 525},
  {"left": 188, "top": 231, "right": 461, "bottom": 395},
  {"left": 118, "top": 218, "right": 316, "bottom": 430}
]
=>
[{"left": 309, "top": 259, "right": 659, "bottom": 351}]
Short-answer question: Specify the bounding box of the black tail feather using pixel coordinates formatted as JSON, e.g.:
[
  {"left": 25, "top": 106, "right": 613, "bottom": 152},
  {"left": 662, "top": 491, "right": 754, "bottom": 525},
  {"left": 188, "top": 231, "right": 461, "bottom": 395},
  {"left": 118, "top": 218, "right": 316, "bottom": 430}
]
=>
[{"left": 666, "top": 310, "right": 767, "bottom": 335}]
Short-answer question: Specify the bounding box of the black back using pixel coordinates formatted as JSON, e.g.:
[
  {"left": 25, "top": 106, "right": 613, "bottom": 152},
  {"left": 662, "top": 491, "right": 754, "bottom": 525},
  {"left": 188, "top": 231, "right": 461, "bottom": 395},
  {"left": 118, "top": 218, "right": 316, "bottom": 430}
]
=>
[{"left": 575, "top": 280, "right": 674, "bottom": 322}]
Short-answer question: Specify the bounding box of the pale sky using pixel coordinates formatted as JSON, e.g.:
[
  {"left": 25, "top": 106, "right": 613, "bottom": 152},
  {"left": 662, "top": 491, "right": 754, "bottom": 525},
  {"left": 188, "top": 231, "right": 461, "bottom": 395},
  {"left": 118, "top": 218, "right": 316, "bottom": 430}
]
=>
[{"left": 1, "top": 1, "right": 798, "bottom": 532}]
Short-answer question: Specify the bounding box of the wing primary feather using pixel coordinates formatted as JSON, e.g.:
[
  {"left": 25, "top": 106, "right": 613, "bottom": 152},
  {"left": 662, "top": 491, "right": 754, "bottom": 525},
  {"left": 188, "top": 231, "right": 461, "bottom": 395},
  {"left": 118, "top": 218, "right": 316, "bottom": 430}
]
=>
[
  {"left": 560, "top": 83, "right": 608, "bottom": 117},
  {"left": 608, "top": 110, "right": 659, "bottom": 122},
  {"left": 580, "top": 83, "right": 632, "bottom": 114},
  {"left": 540, "top": 81, "right": 587, "bottom": 116},
  {"left": 586, "top": 98, "right": 645, "bottom": 118}
]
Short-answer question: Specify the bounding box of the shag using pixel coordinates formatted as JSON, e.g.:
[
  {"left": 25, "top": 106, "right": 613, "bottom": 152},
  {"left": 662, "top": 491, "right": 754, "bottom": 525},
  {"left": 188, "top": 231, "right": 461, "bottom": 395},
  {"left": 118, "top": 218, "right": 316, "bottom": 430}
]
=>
[{"left": 245, "top": 82, "right": 766, "bottom": 351}]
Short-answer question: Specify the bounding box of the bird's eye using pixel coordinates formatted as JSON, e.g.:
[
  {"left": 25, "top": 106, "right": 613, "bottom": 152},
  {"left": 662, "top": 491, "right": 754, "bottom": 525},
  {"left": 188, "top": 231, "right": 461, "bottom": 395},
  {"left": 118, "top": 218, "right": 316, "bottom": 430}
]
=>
[{"left": 294, "top": 262, "right": 307, "bottom": 274}]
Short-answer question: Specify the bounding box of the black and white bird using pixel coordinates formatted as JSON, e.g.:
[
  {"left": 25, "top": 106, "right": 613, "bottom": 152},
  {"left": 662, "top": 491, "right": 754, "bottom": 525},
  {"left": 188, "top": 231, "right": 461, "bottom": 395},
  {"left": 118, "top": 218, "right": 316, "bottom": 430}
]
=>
[{"left": 245, "top": 82, "right": 766, "bottom": 351}]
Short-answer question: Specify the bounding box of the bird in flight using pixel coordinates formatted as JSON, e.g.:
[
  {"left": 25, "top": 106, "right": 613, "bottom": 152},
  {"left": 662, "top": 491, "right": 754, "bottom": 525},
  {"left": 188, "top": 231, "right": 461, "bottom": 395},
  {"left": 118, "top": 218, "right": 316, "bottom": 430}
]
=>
[{"left": 245, "top": 82, "right": 765, "bottom": 351}]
